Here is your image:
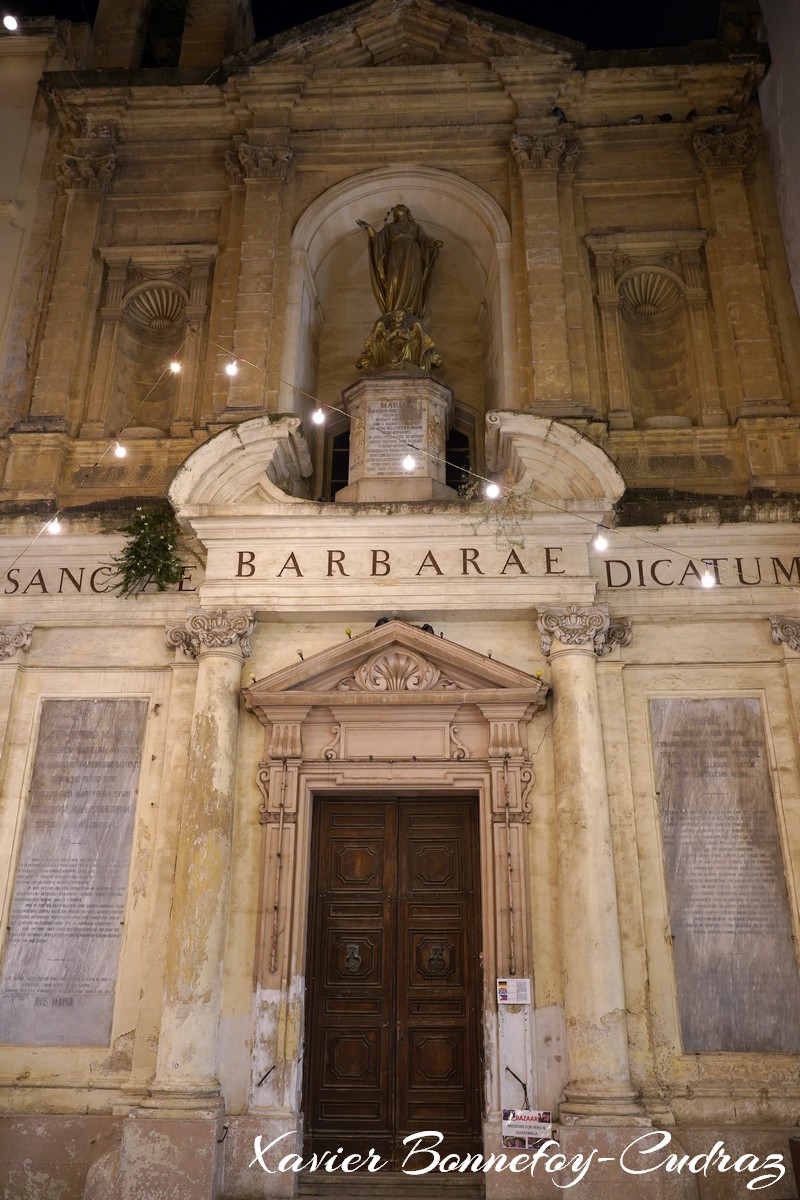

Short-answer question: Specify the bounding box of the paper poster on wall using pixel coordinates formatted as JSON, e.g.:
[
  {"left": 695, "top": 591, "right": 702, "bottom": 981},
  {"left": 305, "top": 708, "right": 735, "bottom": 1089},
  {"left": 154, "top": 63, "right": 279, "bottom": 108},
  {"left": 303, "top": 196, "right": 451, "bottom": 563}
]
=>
[
  {"left": 497, "top": 977, "right": 531, "bottom": 1004},
  {"left": 502, "top": 1109, "right": 552, "bottom": 1149}
]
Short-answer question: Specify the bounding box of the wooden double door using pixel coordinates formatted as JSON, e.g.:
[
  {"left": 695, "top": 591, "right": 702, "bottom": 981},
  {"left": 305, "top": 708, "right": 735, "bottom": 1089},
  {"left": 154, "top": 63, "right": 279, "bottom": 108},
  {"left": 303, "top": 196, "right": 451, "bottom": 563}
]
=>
[{"left": 303, "top": 796, "right": 483, "bottom": 1168}]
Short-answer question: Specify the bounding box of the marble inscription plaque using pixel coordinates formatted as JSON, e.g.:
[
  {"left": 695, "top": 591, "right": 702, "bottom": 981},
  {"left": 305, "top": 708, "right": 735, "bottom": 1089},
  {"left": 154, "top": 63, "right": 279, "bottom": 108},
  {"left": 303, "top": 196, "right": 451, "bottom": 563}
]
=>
[
  {"left": 0, "top": 698, "right": 147, "bottom": 1045},
  {"left": 651, "top": 697, "right": 800, "bottom": 1052},
  {"left": 365, "top": 399, "right": 425, "bottom": 475}
]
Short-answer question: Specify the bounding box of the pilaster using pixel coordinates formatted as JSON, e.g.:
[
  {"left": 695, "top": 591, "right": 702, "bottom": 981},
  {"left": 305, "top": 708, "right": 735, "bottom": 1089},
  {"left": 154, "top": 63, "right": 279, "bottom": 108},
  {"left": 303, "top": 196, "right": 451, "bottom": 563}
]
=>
[
  {"left": 146, "top": 607, "right": 255, "bottom": 1115},
  {"left": 27, "top": 137, "right": 116, "bottom": 441},
  {"left": 221, "top": 140, "right": 293, "bottom": 416},
  {"left": 693, "top": 126, "right": 788, "bottom": 417},
  {"left": 511, "top": 130, "right": 580, "bottom": 412},
  {"left": 0, "top": 625, "right": 33, "bottom": 753},
  {"left": 536, "top": 605, "right": 645, "bottom": 1124}
]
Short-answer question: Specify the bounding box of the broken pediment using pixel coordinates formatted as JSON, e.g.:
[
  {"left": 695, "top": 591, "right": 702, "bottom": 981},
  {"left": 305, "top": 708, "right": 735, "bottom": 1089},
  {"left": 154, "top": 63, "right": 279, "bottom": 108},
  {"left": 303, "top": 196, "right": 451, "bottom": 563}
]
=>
[
  {"left": 229, "top": 0, "right": 581, "bottom": 71},
  {"left": 243, "top": 619, "right": 549, "bottom": 714}
]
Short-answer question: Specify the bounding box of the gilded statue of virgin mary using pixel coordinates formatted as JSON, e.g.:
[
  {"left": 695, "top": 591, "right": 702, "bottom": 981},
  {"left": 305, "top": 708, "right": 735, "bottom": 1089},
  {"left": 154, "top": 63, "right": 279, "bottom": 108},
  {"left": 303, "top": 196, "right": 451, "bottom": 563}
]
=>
[
  {"left": 355, "top": 205, "right": 443, "bottom": 373},
  {"left": 357, "top": 205, "right": 442, "bottom": 318}
]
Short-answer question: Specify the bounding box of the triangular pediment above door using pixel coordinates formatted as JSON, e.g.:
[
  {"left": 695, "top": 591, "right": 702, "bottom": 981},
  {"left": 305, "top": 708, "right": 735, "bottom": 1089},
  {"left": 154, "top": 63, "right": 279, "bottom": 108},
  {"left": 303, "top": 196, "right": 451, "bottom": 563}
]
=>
[{"left": 243, "top": 618, "right": 548, "bottom": 714}]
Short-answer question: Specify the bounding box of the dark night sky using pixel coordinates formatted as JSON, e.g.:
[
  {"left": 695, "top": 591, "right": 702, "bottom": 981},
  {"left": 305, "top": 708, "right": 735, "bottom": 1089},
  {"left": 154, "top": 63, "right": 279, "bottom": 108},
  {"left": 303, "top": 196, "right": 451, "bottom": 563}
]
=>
[{"left": 8, "top": 0, "right": 724, "bottom": 50}]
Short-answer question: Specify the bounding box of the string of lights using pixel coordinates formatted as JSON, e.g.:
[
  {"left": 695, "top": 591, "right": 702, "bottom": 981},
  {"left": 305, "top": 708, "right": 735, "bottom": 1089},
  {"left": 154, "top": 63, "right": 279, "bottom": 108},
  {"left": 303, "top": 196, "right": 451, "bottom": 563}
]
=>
[
  {"left": 2, "top": 310, "right": 750, "bottom": 592},
  {"left": 0, "top": 40, "right": 766, "bottom": 592}
]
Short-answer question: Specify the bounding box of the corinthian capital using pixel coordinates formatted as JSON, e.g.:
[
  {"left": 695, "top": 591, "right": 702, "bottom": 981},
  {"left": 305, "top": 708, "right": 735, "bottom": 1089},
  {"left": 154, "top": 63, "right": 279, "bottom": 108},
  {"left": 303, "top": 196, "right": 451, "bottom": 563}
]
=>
[
  {"left": 511, "top": 133, "right": 581, "bottom": 174},
  {"left": 224, "top": 142, "right": 292, "bottom": 183},
  {"left": 595, "top": 616, "right": 633, "bottom": 657},
  {"left": 770, "top": 615, "right": 800, "bottom": 653},
  {"left": 692, "top": 126, "right": 756, "bottom": 172},
  {"left": 165, "top": 623, "right": 200, "bottom": 659},
  {"left": 537, "top": 605, "right": 609, "bottom": 657},
  {"left": 0, "top": 624, "right": 33, "bottom": 661},
  {"left": 56, "top": 152, "right": 116, "bottom": 192}
]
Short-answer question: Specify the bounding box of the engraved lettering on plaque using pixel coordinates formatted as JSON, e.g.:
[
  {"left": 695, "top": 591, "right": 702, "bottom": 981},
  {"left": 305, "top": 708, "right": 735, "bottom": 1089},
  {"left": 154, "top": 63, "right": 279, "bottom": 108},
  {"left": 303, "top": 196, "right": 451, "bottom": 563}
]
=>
[
  {"left": 651, "top": 697, "right": 800, "bottom": 1052},
  {"left": 365, "top": 400, "right": 425, "bottom": 475},
  {"left": 0, "top": 698, "right": 148, "bottom": 1046}
]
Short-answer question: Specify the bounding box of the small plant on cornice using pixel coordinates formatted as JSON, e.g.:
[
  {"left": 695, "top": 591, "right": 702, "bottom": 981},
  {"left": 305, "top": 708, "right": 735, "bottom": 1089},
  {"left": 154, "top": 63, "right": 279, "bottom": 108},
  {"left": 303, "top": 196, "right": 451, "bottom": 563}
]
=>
[
  {"left": 457, "top": 479, "right": 535, "bottom": 550},
  {"left": 109, "top": 505, "right": 185, "bottom": 596}
]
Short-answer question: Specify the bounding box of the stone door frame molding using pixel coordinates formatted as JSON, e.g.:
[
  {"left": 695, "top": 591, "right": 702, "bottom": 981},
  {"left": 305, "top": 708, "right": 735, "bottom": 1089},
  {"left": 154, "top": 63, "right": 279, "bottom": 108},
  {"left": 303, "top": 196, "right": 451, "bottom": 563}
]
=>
[{"left": 242, "top": 619, "right": 550, "bottom": 1153}]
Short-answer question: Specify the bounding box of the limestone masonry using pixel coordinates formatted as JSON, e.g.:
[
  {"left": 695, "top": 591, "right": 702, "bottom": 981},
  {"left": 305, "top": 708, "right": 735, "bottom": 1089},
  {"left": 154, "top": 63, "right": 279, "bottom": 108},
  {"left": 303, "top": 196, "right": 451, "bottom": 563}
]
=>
[{"left": 0, "top": 1, "right": 799, "bottom": 1197}]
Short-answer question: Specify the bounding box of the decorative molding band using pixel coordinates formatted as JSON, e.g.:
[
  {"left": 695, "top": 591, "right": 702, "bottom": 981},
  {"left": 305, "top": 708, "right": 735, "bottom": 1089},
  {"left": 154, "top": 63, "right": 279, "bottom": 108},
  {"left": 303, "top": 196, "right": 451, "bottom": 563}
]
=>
[
  {"left": 770, "top": 615, "right": 800, "bottom": 654},
  {"left": 692, "top": 126, "right": 756, "bottom": 172},
  {"left": 81, "top": 118, "right": 119, "bottom": 142},
  {"left": 225, "top": 143, "right": 293, "bottom": 183},
  {"left": 537, "top": 605, "right": 610, "bottom": 657},
  {"left": 337, "top": 648, "right": 460, "bottom": 693},
  {"left": 491, "top": 809, "right": 530, "bottom": 824},
  {"left": 510, "top": 133, "right": 581, "bottom": 174},
  {"left": 0, "top": 624, "right": 33, "bottom": 661},
  {"left": 56, "top": 152, "right": 116, "bottom": 192},
  {"left": 260, "top": 809, "right": 297, "bottom": 825}
]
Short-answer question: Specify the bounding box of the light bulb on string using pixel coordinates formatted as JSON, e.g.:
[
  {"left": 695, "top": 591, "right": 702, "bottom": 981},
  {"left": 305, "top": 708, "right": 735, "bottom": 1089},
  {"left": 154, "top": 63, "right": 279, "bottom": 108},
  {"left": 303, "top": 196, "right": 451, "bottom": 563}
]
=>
[
  {"left": 312, "top": 408, "right": 325, "bottom": 425},
  {"left": 113, "top": 441, "right": 127, "bottom": 458},
  {"left": 169, "top": 359, "right": 182, "bottom": 374},
  {"left": 701, "top": 562, "right": 716, "bottom": 588},
  {"left": 47, "top": 516, "right": 62, "bottom": 534},
  {"left": 225, "top": 359, "right": 238, "bottom": 377},
  {"left": 485, "top": 482, "right": 501, "bottom": 499},
  {"left": 593, "top": 527, "right": 609, "bottom": 551},
  {"left": 402, "top": 454, "right": 416, "bottom": 472}
]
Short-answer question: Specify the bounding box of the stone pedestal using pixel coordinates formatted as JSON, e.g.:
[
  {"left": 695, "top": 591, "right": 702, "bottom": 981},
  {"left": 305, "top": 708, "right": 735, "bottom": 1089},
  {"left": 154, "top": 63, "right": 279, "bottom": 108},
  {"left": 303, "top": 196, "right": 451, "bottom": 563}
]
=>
[{"left": 336, "top": 374, "right": 454, "bottom": 502}]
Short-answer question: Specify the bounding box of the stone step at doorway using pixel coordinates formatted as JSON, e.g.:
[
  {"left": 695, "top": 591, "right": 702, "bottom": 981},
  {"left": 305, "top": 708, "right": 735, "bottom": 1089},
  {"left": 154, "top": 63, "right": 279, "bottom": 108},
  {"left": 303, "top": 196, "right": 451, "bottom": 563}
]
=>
[
  {"left": 221, "top": 1179, "right": 485, "bottom": 1200},
  {"left": 294, "top": 1173, "right": 486, "bottom": 1200}
]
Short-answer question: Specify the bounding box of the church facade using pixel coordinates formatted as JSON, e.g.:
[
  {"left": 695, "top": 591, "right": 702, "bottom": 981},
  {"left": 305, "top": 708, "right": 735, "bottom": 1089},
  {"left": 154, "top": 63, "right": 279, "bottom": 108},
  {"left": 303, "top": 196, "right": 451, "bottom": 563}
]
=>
[{"left": 1, "top": 1, "right": 800, "bottom": 1197}]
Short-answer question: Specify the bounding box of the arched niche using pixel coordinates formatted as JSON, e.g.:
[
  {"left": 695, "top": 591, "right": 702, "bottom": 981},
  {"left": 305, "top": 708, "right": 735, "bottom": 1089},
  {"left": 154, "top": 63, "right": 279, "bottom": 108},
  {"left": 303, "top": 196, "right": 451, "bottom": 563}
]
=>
[{"left": 279, "top": 167, "right": 518, "bottom": 495}]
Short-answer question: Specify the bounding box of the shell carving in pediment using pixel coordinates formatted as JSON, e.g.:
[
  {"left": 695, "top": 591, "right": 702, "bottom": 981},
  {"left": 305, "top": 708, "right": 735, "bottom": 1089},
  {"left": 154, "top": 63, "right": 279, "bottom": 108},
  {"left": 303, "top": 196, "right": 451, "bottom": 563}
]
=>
[{"left": 337, "top": 648, "right": 460, "bottom": 693}]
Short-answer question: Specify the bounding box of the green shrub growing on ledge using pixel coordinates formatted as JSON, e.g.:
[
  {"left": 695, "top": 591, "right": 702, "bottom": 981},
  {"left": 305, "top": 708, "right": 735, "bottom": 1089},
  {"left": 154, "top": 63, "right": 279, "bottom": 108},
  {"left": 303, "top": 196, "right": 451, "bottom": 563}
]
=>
[{"left": 110, "top": 505, "right": 185, "bottom": 595}]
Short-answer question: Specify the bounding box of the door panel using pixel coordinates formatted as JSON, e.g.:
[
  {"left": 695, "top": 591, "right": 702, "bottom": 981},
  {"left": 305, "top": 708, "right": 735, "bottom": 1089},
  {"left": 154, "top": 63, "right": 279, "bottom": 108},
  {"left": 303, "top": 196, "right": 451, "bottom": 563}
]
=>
[{"left": 304, "top": 797, "right": 482, "bottom": 1167}]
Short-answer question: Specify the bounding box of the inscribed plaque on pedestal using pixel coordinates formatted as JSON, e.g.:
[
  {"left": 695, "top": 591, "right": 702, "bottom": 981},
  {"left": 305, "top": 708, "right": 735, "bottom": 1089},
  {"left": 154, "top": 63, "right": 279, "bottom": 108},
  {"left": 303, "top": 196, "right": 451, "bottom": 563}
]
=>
[
  {"left": 0, "top": 698, "right": 147, "bottom": 1045},
  {"left": 650, "top": 696, "right": 800, "bottom": 1052}
]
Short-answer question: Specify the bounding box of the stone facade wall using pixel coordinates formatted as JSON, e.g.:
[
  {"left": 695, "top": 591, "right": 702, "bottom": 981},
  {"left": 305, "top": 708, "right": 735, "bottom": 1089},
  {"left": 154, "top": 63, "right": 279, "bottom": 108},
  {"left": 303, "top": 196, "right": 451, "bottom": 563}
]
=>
[{"left": 1, "top": 3, "right": 800, "bottom": 1199}]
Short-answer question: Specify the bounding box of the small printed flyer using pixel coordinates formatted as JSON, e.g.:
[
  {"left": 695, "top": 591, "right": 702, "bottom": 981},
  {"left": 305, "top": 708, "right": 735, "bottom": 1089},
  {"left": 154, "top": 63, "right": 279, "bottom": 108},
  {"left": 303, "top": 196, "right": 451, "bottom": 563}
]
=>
[{"left": 502, "top": 1108, "right": 552, "bottom": 1150}]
